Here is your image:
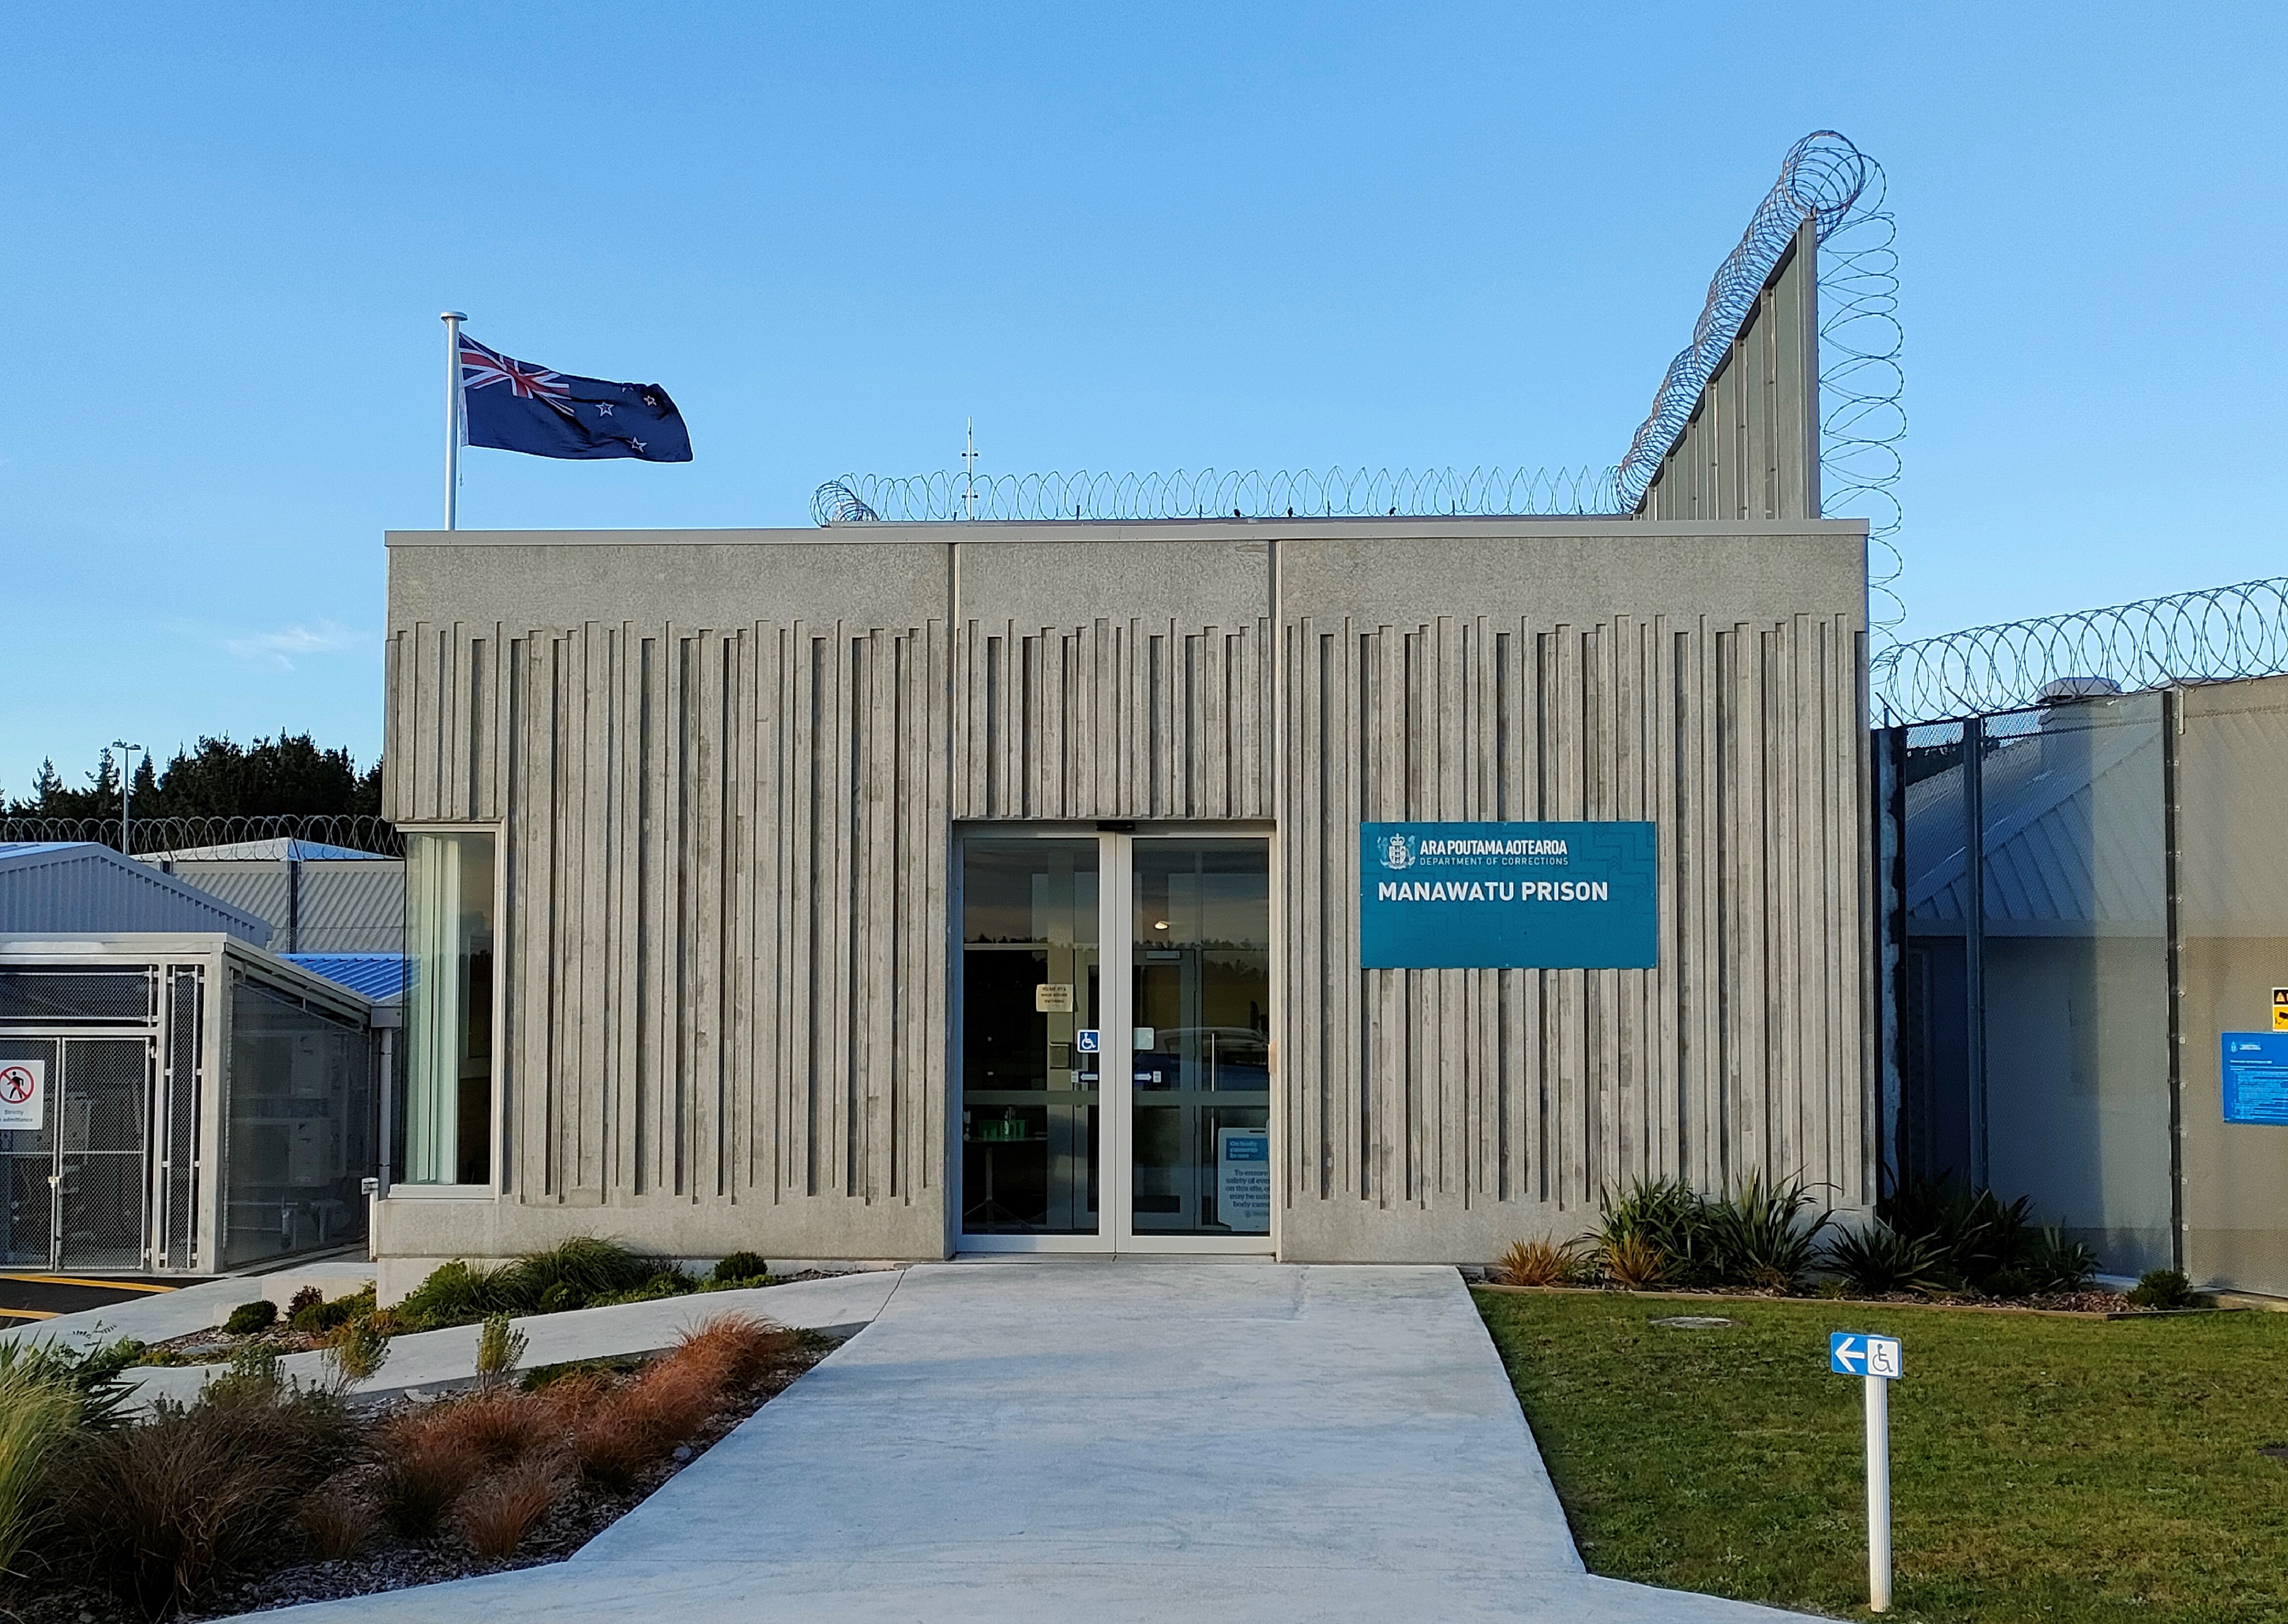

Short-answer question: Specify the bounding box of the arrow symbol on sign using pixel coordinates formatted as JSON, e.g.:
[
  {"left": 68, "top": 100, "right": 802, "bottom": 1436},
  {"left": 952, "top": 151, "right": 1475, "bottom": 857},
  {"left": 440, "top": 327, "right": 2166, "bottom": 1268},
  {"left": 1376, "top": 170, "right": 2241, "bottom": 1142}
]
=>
[{"left": 1834, "top": 1335, "right": 1866, "bottom": 1372}]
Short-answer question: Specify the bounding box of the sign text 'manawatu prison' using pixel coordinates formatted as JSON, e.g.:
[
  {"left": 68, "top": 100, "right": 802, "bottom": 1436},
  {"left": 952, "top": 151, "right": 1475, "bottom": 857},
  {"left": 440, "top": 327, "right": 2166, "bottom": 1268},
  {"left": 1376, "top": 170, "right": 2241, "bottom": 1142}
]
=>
[{"left": 1358, "top": 821, "right": 1658, "bottom": 969}]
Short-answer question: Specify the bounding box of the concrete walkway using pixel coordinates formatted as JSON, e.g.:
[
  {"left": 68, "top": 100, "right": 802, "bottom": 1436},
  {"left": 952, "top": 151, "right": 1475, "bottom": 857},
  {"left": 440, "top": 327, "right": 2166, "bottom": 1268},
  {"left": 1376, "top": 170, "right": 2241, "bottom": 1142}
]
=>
[{"left": 243, "top": 1261, "right": 1816, "bottom": 1623}]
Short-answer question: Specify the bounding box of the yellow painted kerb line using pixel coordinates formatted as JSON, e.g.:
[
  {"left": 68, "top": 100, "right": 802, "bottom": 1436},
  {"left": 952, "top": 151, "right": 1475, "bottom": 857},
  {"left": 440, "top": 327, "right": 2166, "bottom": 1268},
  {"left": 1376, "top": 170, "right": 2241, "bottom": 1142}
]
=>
[
  {"left": 0, "top": 1274, "right": 178, "bottom": 1294},
  {"left": 0, "top": 1306, "right": 59, "bottom": 1321}
]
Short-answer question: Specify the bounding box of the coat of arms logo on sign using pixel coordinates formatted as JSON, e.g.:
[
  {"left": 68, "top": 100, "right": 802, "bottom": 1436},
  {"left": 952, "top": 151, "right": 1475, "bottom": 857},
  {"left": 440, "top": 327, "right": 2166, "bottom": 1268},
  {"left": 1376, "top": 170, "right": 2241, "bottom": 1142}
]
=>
[{"left": 1358, "top": 822, "right": 1657, "bottom": 970}]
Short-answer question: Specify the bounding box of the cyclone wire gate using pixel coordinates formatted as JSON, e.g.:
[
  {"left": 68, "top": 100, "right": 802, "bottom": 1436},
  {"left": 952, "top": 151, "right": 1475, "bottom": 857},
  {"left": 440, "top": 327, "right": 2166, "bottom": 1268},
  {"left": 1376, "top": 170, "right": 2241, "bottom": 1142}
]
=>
[{"left": 0, "top": 966, "right": 202, "bottom": 1273}]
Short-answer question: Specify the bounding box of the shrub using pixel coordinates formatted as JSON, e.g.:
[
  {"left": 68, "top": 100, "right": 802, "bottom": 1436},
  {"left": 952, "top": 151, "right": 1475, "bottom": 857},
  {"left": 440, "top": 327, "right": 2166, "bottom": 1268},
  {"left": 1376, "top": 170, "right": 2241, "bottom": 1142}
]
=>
[
  {"left": 449, "top": 1388, "right": 559, "bottom": 1466},
  {"left": 296, "top": 1482, "right": 375, "bottom": 1560},
  {"left": 511, "top": 1236, "right": 655, "bottom": 1309},
  {"left": 675, "top": 1314, "right": 793, "bottom": 1387},
  {"left": 476, "top": 1313, "right": 529, "bottom": 1387},
  {"left": 0, "top": 1363, "right": 80, "bottom": 1586},
  {"left": 398, "top": 1239, "right": 662, "bottom": 1329},
  {"left": 375, "top": 1410, "right": 486, "bottom": 1538},
  {"left": 459, "top": 1455, "right": 563, "bottom": 1560},
  {"left": 1593, "top": 1179, "right": 1720, "bottom": 1286},
  {"left": 1881, "top": 1175, "right": 2034, "bottom": 1291},
  {"left": 223, "top": 1299, "right": 277, "bottom": 1335},
  {"left": 1708, "top": 1172, "right": 1832, "bottom": 1291},
  {"left": 324, "top": 1314, "right": 392, "bottom": 1387},
  {"left": 568, "top": 1399, "right": 657, "bottom": 1491},
  {"left": 1982, "top": 1268, "right": 2034, "bottom": 1299},
  {"left": 294, "top": 1287, "right": 374, "bottom": 1336},
  {"left": 286, "top": 1286, "right": 325, "bottom": 1321},
  {"left": 0, "top": 1334, "right": 142, "bottom": 1431},
  {"left": 1823, "top": 1221, "right": 1946, "bottom": 1295},
  {"left": 1602, "top": 1233, "right": 1669, "bottom": 1290},
  {"left": 205, "top": 1341, "right": 285, "bottom": 1405},
  {"left": 587, "top": 1270, "right": 699, "bottom": 1309},
  {"left": 2028, "top": 1226, "right": 2100, "bottom": 1292},
  {"left": 59, "top": 1381, "right": 358, "bottom": 1617},
  {"left": 396, "top": 1260, "right": 520, "bottom": 1329},
  {"left": 712, "top": 1251, "right": 771, "bottom": 1286},
  {"left": 1493, "top": 1237, "right": 1582, "bottom": 1287},
  {"left": 2129, "top": 1268, "right": 2199, "bottom": 1310}
]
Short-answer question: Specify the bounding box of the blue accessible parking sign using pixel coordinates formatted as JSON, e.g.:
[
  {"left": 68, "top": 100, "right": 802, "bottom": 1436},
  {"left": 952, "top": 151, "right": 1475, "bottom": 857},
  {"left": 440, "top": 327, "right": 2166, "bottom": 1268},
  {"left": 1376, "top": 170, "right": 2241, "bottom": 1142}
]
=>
[{"left": 1830, "top": 1331, "right": 1903, "bottom": 1379}]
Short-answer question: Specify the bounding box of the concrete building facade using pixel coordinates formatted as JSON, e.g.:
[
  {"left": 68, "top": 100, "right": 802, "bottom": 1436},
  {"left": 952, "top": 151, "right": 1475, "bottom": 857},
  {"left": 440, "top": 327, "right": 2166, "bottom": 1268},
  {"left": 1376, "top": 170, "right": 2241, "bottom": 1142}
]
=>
[
  {"left": 371, "top": 177, "right": 1879, "bottom": 1291},
  {"left": 374, "top": 511, "right": 1871, "bottom": 1286}
]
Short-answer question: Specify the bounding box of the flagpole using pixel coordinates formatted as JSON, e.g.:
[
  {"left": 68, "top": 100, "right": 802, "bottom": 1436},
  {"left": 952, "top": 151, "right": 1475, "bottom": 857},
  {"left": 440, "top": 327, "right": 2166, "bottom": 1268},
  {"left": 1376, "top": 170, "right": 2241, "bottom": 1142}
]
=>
[{"left": 441, "top": 311, "right": 466, "bottom": 529}]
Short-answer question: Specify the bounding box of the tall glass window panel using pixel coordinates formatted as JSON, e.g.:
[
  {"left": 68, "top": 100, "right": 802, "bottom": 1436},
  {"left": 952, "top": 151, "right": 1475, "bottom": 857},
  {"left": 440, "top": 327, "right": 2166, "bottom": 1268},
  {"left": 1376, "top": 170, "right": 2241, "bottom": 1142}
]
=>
[
  {"left": 1978, "top": 697, "right": 2171, "bottom": 1274},
  {"left": 404, "top": 831, "right": 495, "bottom": 1185},
  {"left": 1899, "top": 723, "right": 1973, "bottom": 1180},
  {"left": 1132, "top": 840, "right": 1270, "bottom": 1235},
  {"left": 960, "top": 839, "right": 1100, "bottom": 1235}
]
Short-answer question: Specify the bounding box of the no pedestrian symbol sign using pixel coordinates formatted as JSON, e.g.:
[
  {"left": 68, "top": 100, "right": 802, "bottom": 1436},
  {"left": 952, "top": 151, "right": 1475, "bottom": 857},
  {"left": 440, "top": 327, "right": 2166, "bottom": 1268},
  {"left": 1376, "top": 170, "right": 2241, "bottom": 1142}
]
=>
[{"left": 0, "top": 1059, "right": 45, "bottom": 1131}]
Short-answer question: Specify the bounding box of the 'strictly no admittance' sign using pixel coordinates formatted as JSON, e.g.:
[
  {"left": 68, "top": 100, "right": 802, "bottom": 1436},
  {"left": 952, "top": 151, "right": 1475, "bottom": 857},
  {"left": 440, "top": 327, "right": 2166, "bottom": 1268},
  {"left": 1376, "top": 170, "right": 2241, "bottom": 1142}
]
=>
[{"left": 1359, "top": 821, "right": 1657, "bottom": 970}]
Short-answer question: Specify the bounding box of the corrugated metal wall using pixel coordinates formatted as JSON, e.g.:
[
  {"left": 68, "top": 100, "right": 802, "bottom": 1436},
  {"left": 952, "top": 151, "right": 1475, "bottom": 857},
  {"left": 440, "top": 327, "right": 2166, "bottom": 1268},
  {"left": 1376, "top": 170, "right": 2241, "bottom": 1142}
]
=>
[
  {"left": 0, "top": 846, "right": 271, "bottom": 945},
  {"left": 1637, "top": 220, "right": 1821, "bottom": 524},
  {"left": 1279, "top": 606, "right": 1870, "bottom": 1257}
]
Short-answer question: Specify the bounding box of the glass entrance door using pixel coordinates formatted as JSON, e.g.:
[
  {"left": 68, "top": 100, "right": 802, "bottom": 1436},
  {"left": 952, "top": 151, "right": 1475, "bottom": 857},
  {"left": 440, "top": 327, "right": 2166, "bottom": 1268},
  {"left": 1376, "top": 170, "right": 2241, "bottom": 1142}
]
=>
[
  {"left": 958, "top": 838, "right": 1101, "bottom": 1236},
  {"left": 1129, "top": 841, "right": 1272, "bottom": 1240},
  {"left": 955, "top": 829, "right": 1272, "bottom": 1253}
]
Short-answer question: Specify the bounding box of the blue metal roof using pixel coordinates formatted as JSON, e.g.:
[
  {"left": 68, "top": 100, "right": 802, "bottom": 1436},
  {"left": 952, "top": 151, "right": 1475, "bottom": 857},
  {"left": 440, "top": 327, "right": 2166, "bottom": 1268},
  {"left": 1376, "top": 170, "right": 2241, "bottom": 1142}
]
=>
[{"left": 280, "top": 952, "right": 408, "bottom": 1002}]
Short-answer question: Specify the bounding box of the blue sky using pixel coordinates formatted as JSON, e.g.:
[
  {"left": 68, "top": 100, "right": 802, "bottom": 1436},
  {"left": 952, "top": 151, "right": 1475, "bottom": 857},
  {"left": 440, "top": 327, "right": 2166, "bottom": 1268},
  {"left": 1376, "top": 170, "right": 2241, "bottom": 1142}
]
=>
[{"left": 3, "top": 3, "right": 2282, "bottom": 794}]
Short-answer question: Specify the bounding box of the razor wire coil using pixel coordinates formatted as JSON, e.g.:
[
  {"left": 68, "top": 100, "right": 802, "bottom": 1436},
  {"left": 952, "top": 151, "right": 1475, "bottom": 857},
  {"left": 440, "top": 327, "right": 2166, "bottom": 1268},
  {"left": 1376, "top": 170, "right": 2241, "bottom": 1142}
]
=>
[
  {"left": 812, "top": 131, "right": 1905, "bottom": 633},
  {"left": 810, "top": 464, "right": 1620, "bottom": 526},
  {"left": 1870, "top": 576, "right": 2288, "bottom": 725},
  {"left": 0, "top": 813, "right": 403, "bottom": 859}
]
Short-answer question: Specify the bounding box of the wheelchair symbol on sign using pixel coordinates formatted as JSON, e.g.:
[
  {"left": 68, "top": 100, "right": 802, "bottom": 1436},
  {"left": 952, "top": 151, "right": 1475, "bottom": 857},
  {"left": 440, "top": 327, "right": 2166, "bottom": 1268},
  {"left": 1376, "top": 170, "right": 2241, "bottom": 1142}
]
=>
[
  {"left": 0, "top": 1066, "right": 34, "bottom": 1104},
  {"left": 1075, "top": 1030, "right": 1101, "bottom": 1054}
]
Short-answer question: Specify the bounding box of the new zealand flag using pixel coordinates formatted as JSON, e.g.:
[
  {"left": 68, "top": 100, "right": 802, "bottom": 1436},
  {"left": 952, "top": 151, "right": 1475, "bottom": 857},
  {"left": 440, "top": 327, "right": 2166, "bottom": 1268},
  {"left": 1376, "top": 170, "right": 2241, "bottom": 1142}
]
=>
[{"left": 459, "top": 334, "right": 692, "bottom": 462}]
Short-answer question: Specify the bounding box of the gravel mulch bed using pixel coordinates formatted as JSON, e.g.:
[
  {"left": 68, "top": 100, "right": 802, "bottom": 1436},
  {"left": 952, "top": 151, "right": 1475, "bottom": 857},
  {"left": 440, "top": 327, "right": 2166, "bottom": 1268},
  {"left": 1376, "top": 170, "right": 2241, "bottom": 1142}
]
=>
[{"left": 14, "top": 1335, "right": 831, "bottom": 1624}]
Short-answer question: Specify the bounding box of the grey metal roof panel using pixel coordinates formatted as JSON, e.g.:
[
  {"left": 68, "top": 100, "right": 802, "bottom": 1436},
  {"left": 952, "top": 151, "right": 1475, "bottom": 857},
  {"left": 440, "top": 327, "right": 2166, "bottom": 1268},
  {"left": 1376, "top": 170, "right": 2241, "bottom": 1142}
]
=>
[
  {"left": 0, "top": 844, "right": 272, "bottom": 945},
  {"left": 1904, "top": 720, "right": 2167, "bottom": 933}
]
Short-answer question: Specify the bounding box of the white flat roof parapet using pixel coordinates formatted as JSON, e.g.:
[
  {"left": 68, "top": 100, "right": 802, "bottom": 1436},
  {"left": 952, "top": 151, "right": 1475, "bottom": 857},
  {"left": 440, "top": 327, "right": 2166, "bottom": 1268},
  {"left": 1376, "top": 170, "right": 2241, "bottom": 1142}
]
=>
[{"left": 385, "top": 515, "right": 1870, "bottom": 548}]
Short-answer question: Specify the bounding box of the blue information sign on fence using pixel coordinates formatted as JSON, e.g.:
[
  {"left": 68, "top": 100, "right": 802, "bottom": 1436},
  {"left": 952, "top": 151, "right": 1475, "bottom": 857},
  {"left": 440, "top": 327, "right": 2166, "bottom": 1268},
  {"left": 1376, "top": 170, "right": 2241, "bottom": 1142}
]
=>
[
  {"left": 1359, "top": 821, "right": 1657, "bottom": 970},
  {"left": 2222, "top": 1032, "right": 2288, "bottom": 1124}
]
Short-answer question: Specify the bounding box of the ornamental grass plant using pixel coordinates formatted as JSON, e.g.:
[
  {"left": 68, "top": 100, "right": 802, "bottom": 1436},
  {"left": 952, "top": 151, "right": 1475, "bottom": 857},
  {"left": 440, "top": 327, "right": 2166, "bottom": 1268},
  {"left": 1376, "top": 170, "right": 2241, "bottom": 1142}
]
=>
[{"left": 1493, "top": 1237, "right": 1584, "bottom": 1287}]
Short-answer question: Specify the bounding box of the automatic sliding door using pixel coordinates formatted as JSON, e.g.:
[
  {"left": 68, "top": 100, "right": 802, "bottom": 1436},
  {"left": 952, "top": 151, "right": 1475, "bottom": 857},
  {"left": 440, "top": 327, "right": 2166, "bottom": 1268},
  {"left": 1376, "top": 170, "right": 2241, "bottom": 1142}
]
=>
[
  {"left": 959, "top": 839, "right": 1101, "bottom": 1237},
  {"left": 1130, "top": 840, "right": 1271, "bottom": 1237}
]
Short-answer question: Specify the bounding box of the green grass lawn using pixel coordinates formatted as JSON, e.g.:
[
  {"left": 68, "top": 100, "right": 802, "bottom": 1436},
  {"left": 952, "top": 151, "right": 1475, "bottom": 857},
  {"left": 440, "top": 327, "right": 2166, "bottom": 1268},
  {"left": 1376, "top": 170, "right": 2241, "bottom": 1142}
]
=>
[{"left": 1473, "top": 1289, "right": 2288, "bottom": 1623}]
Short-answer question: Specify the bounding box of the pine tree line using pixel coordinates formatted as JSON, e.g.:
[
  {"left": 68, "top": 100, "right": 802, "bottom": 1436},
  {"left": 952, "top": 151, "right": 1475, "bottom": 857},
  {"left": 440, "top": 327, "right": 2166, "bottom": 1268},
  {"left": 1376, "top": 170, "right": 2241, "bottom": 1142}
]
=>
[{"left": 5, "top": 735, "right": 383, "bottom": 821}]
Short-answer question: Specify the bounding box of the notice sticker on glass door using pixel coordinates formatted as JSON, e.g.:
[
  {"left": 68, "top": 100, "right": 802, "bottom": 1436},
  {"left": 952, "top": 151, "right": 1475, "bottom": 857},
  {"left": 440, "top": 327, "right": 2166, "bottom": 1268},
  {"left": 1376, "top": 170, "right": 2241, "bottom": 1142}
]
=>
[{"left": 1217, "top": 1127, "right": 1270, "bottom": 1231}]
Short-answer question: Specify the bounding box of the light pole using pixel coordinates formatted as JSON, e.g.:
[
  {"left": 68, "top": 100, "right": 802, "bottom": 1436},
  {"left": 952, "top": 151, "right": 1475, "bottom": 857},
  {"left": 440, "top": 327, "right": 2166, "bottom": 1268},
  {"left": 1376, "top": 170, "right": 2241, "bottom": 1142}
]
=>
[{"left": 110, "top": 740, "right": 142, "bottom": 856}]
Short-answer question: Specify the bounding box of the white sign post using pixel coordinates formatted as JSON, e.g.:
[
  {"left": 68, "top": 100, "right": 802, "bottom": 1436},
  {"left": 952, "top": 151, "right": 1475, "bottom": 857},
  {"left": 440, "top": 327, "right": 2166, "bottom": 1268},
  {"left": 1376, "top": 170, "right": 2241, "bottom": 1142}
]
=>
[
  {"left": 0, "top": 1059, "right": 45, "bottom": 1132},
  {"left": 1830, "top": 1331, "right": 1903, "bottom": 1612}
]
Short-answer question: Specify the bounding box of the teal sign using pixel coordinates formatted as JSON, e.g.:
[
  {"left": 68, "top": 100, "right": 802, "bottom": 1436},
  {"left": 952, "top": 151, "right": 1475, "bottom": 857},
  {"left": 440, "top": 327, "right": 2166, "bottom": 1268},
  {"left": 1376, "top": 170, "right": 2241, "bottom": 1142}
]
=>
[{"left": 1359, "top": 821, "right": 1657, "bottom": 969}]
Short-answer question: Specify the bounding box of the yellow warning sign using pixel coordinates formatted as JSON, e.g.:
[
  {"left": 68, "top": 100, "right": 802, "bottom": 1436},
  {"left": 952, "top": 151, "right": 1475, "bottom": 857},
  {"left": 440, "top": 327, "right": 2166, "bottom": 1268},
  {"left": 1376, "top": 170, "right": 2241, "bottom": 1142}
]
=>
[{"left": 2274, "top": 987, "right": 2288, "bottom": 1032}]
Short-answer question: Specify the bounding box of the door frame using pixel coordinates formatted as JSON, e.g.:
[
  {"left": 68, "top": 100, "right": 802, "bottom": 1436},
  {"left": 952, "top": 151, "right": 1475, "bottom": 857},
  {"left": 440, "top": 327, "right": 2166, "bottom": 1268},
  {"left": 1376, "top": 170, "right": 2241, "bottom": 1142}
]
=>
[{"left": 950, "top": 822, "right": 1277, "bottom": 1257}]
